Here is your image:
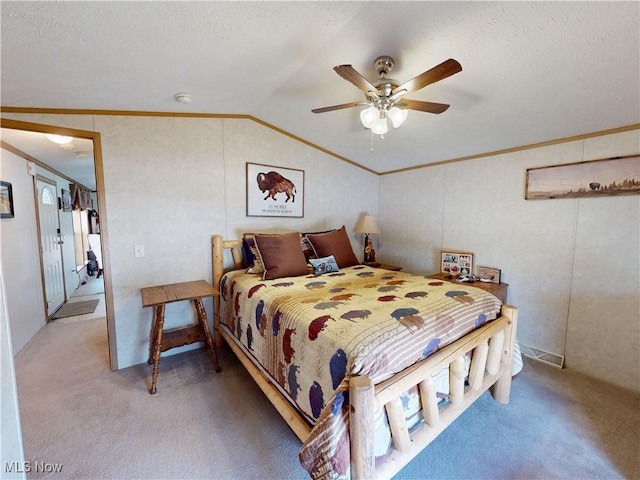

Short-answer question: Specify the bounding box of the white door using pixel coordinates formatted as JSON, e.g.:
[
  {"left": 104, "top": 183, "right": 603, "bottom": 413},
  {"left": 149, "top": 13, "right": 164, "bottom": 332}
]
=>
[{"left": 37, "top": 179, "right": 65, "bottom": 317}]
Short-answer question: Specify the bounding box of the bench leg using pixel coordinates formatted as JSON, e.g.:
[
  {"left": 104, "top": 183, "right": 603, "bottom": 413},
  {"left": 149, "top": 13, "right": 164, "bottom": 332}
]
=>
[
  {"left": 148, "top": 304, "right": 162, "bottom": 365},
  {"left": 149, "top": 303, "right": 165, "bottom": 394},
  {"left": 194, "top": 298, "right": 221, "bottom": 372}
]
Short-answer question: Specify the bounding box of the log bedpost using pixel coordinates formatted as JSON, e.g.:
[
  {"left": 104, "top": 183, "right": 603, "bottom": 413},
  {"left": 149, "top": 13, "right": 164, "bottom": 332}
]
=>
[
  {"left": 492, "top": 304, "right": 518, "bottom": 404},
  {"left": 211, "top": 235, "right": 249, "bottom": 348},
  {"left": 350, "top": 376, "right": 375, "bottom": 480},
  {"left": 212, "top": 235, "right": 224, "bottom": 349}
]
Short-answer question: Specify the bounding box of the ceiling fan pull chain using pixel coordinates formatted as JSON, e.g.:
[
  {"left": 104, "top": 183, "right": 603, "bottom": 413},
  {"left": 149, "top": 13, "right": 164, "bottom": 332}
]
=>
[{"left": 370, "top": 130, "right": 374, "bottom": 152}]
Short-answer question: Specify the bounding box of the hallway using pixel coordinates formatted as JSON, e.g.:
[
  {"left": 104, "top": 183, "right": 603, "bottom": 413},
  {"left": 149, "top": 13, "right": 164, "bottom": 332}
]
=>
[{"left": 53, "top": 272, "right": 105, "bottom": 324}]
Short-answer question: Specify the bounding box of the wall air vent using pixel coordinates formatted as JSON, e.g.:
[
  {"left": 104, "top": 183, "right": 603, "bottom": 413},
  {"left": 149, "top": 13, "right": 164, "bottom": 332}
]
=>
[{"left": 519, "top": 342, "right": 565, "bottom": 368}]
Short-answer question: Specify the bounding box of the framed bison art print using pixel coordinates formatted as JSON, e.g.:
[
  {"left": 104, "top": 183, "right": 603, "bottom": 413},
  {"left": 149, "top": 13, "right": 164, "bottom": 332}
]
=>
[{"left": 246, "top": 162, "right": 304, "bottom": 217}]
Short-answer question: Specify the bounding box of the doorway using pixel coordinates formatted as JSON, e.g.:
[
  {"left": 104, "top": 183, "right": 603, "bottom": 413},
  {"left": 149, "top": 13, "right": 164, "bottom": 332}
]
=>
[{"left": 0, "top": 117, "right": 117, "bottom": 370}]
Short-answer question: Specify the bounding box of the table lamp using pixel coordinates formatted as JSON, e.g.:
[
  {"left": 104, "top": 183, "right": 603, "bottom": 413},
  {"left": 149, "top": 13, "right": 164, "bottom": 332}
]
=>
[{"left": 354, "top": 214, "right": 381, "bottom": 264}]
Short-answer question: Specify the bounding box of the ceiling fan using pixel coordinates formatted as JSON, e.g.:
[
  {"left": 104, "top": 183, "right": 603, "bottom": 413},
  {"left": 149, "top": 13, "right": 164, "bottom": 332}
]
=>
[{"left": 312, "top": 56, "right": 462, "bottom": 135}]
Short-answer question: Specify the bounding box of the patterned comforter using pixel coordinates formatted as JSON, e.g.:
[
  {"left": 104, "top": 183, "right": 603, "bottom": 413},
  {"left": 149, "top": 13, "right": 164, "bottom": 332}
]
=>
[{"left": 219, "top": 265, "right": 502, "bottom": 478}]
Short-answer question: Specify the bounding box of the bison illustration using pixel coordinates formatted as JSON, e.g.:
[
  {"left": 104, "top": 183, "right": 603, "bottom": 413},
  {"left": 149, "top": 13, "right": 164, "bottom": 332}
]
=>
[
  {"left": 257, "top": 171, "right": 296, "bottom": 202},
  {"left": 589, "top": 182, "right": 601, "bottom": 191}
]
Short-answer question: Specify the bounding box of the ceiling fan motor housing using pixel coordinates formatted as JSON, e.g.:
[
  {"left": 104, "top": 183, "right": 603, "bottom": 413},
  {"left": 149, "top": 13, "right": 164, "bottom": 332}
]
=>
[
  {"left": 374, "top": 55, "right": 395, "bottom": 76},
  {"left": 371, "top": 56, "right": 400, "bottom": 110}
]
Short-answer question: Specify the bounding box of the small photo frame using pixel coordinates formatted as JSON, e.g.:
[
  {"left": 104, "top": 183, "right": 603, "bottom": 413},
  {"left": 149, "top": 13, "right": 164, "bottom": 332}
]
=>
[
  {"left": 1, "top": 181, "right": 15, "bottom": 219},
  {"left": 477, "top": 266, "right": 501, "bottom": 284},
  {"left": 61, "top": 189, "right": 72, "bottom": 212},
  {"left": 441, "top": 251, "right": 474, "bottom": 276}
]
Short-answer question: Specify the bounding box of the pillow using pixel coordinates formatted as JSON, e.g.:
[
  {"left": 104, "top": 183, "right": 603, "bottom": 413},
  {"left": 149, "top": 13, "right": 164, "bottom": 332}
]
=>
[
  {"left": 254, "top": 232, "right": 309, "bottom": 280},
  {"left": 301, "top": 228, "right": 336, "bottom": 260},
  {"left": 242, "top": 235, "right": 254, "bottom": 268},
  {"left": 309, "top": 255, "right": 339, "bottom": 275},
  {"left": 247, "top": 230, "right": 335, "bottom": 267},
  {"left": 306, "top": 226, "right": 359, "bottom": 268},
  {"left": 242, "top": 234, "right": 264, "bottom": 274}
]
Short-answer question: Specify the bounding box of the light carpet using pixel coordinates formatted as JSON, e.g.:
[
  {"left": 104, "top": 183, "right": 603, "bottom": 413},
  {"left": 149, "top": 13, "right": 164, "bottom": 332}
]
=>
[
  {"left": 71, "top": 274, "right": 104, "bottom": 298},
  {"left": 13, "top": 317, "right": 640, "bottom": 479}
]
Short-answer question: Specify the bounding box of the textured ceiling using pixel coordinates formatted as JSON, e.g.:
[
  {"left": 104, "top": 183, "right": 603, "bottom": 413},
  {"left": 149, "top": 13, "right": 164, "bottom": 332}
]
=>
[
  {"left": 1, "top": 127, "right": 96, "bottom": 189},
  {"left": 1, "top": 1, "right": 639, "bottom": 182}
]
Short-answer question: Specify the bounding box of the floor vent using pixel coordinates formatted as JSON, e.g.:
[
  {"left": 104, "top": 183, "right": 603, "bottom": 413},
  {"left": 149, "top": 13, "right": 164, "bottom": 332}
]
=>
[{"left": 520, "top": 343, "right": 564, "bottom": 368}]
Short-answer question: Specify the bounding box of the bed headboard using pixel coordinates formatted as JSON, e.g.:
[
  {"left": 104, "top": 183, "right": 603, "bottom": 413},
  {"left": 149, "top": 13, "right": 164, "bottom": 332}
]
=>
[
  {"left": 211, "top": 234, "right": 243, "bottom": 290},
  {"left": 211, "top": 235, "right": 243, "bottom": 348}
]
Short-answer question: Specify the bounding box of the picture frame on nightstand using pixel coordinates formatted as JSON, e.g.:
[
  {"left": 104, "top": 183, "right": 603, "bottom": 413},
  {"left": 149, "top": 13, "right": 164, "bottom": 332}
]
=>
[
  {"left": 477, "top": 266, "right": 501, "bottom": 283},
  {"left": 441, "top": 251, "right": 474, "bottom": 276}
]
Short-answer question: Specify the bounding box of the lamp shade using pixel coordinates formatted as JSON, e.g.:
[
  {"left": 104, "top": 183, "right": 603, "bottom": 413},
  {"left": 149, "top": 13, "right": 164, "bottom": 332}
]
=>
[
  {"left": 371, "top": 116, "right": 388, "bottom": 135},
  {"left": 388, "top": 107, "right": 408, "bottom": 128},
  {"left": 359, "top": 106, "right": 378, "bottom": 129},
  {"left": 354, "top": 215, "right": 381, "bottom": 234}
]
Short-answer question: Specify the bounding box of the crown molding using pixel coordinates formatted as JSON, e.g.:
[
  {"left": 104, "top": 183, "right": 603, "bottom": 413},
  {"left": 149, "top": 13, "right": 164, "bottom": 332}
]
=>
[{"left": 2, "top": 107, "right": 637, "bottom": 176}]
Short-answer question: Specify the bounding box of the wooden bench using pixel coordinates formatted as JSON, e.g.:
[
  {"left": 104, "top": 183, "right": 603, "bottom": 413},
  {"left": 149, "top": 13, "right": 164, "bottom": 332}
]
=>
[{"left": 141, "top": 280, "right": 221, "bottom": 394}]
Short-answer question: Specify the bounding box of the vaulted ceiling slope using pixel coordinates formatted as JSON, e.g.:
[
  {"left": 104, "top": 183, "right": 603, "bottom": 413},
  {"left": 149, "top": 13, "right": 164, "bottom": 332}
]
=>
[{"left": 2, "top": 1, "right": 639, "bottom": 174}]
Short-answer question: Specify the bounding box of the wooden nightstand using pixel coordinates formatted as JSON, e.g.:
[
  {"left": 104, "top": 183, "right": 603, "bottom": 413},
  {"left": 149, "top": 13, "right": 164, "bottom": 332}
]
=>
[
  {"left": 428, "top": 272, "right": 508, "bottom": 304},
  {"left": 364, "top": 262, "right": 402, "bottom": 271}
]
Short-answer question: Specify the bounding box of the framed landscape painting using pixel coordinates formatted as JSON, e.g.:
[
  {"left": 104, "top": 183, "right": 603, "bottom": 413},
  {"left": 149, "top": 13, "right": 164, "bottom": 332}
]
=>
[{"left": 525, "top": 155, "right": 640, "bottom": 200}]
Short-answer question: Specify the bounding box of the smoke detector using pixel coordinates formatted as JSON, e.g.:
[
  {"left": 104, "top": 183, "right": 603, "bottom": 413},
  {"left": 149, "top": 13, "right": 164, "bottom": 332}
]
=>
[{"left": 174, "top": 93, "right": 193, "bottom": 104}]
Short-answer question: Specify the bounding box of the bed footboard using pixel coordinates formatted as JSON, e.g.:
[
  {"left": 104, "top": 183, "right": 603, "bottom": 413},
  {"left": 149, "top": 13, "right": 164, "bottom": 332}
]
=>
[{"left": 349, "top": 304, "right": 518, "bottom": 480}]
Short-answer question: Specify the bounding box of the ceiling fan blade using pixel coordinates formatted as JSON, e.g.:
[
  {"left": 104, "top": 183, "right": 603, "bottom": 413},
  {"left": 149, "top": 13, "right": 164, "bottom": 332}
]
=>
[
  {"left": 392, "top": 58, "right": 462, "bottom": 96},
  {"left": 333, "top": 65, "right": 378, "bottom": 95},
  {"left": 397, "top": 98, "right": 450, "bottom": 114},
  {"left": 311, "top": 101, "right": 367, "bottom": 114}
]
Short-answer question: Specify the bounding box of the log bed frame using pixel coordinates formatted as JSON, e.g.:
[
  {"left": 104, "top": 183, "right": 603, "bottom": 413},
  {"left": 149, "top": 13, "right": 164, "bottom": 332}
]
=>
[{"left": 212, "top": 235, "right": 519, "bottom": 479}]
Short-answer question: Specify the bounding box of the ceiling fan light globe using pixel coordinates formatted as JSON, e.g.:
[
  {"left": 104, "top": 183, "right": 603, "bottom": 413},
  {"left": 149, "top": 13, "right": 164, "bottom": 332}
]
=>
[
  {"left": 371, "top": 117, "right": 388, "bottom": 135},
  {"left": 360, "top": 106, "right": 378, "bottom": 128},
  {"left": 388, "top": 107, "right": 408, "bottom": 128}
]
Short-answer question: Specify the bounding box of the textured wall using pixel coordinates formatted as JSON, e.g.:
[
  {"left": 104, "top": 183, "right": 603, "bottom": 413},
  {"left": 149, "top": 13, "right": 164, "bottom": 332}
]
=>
[
  {"left": 3, "top": 111, "right": 637, "bottom": 391},
  {"left": 379, "top": 130, "right": 640, "bottom": 392},
  {"left": 2, "top": 113, "right": 379, "bottom": 369},
  {"left": 0, "top": 269, "right": 26, "bottom": 479},
  {"left": 0, "top": 148, "right": 46, "bottom": 353}
]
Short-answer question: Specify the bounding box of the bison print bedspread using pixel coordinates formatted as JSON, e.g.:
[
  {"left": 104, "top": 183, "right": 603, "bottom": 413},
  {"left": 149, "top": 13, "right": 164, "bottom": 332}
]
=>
[{"left": 219, "top": 265, "right": 502, "bottom": 478}]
